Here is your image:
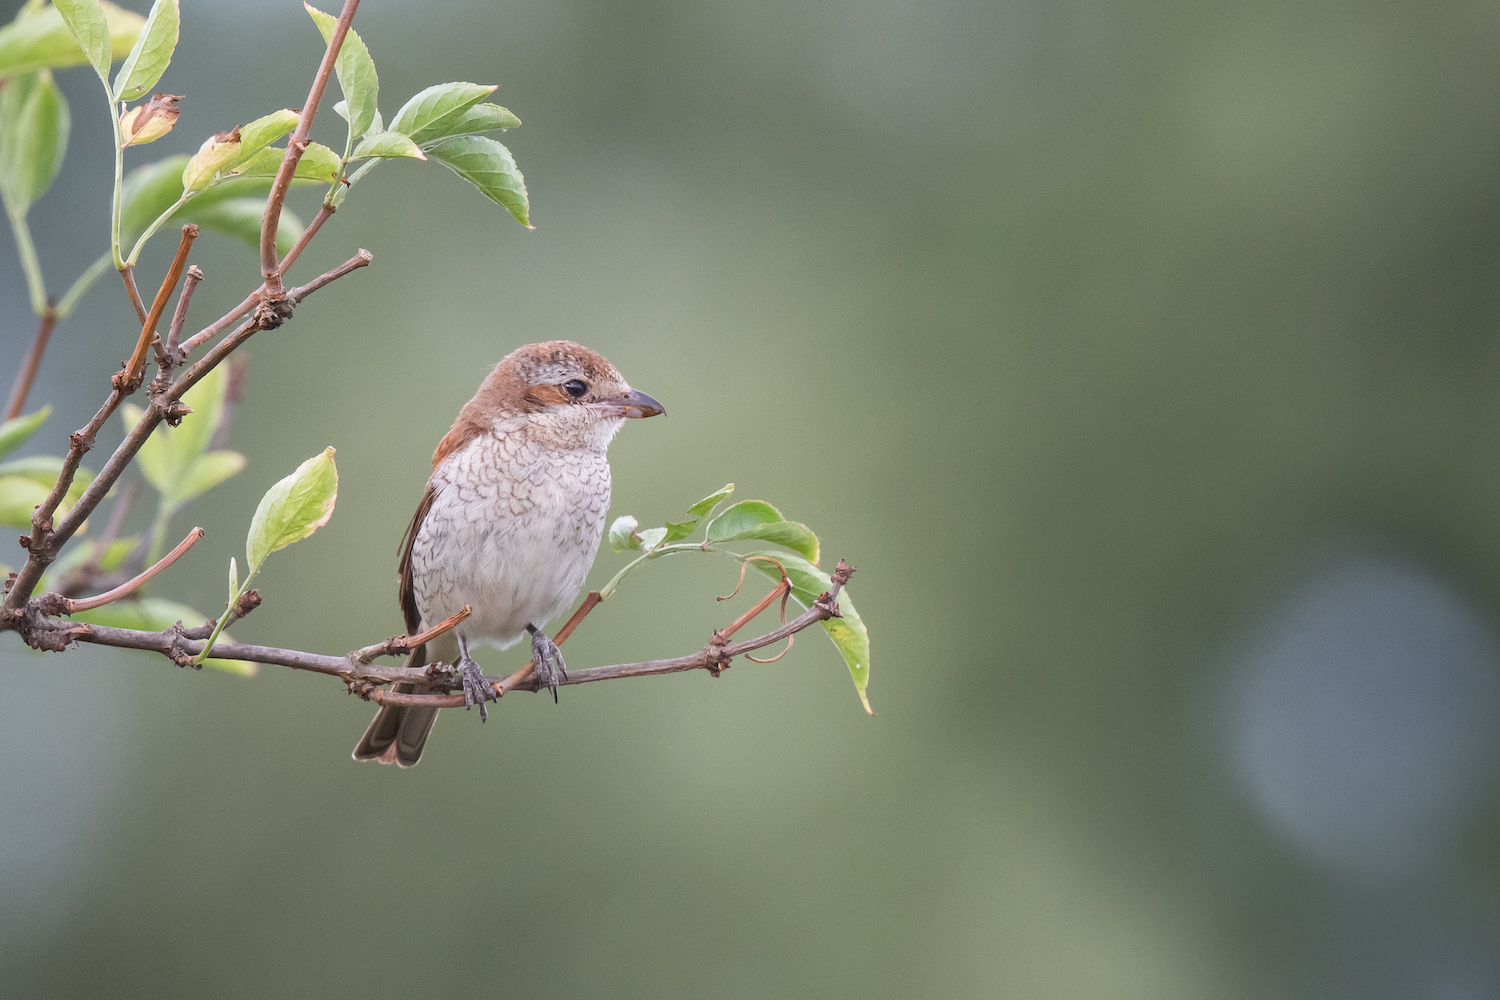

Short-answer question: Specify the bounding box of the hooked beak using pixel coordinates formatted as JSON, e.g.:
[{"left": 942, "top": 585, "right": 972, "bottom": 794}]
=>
[{"left": 597, "top": 388, "right": 664, "bottom": 419}]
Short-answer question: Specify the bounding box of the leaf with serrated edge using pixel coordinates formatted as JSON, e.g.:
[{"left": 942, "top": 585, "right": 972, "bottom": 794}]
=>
[
  {"left": 746, "top": 552, "right": 871, "bottom": 713},
  {"left": 234, "top": 109, "right": 299, "bottom": 161},
  {"left": 352, "top": 130, "right": 424, "bottom": 160},
  {"left": 0, "top": 405, "right": 50, "bottom": 459},
  {"left": 390, "top": 82, "right": 494, "bottom": 145},
  {"left": 425, "top": 135, "right": 530, "bottom": 227},
  {"left": 246, "top": 447, "right": 338, "bottom": 574},
  {"left": 416, "top": 103, "right": 519, "bottom": 146},
  {"left": 305, "top": 4, "right": 378, "bottom": 140},
  {"left": 0, "top": 3, "right": 143, "bottom": 77},
  {"left": 111, "top": 0, "right": 176, "bottom": 101},
  {"left": 53, "top": 0, "right": 111, "bottom": 80},
  {"left": 705, "top": 499, "right": 819, "bottom": 564},
  {"left": 228, "top": 142, "right": 341, "bottom": 183}
]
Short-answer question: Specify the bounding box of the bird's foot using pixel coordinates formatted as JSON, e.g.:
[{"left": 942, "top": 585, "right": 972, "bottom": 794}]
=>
[
  {"left": 528, "top": 625, "right": 568, "bottom": 704},
  {"left": 459, "top": 655, "right": 498, "bottom": 723}
]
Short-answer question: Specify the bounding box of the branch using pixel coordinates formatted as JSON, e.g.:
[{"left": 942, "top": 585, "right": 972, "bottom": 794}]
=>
[
  {"left": 277, "top": 204, "right": 334, "bottom": 278},
  {"left": 31, "top": 565, "right": 856, "bottom": 709},
  {"left": 42, "top": 527, "right": 203, "bottom": 614},
  {"left": 5, "top": 306, "right": 56, "bottom": 420},
  {"left": 121, "top": 225, "right": 197, "bottom": 392},
  {"left": 164, "top": 265, "right": 204, "bottom": 367},
  {"left": 260, "top": 0, "right": 361, "bottom": 292}
]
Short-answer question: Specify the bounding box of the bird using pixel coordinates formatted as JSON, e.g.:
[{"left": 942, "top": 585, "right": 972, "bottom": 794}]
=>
[{"left": 353, "top": 340, "right": 663, "bottom": 767}]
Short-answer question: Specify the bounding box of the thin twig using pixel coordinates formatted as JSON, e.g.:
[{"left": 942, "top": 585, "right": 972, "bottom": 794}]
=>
[
  {"left": 286, "top": 249, "right": 372, "bottom": 302},
  {"left": 5, "top": 307, "right": 56, "bottom": 420},
  {"left": 261, "top": 0, "right": 361, "bottom": 291},
  {"left": 123, "top": 225, "right": 197, "bottom": 390},
  {"left": 351, "top": 605, "right": 472, "bottom": 664},
  {"left": 178, "top": 290, "right": 259, "bottom": 358},
  {"left": 277, "top": 204, "right": 334, "bottom": 277},
  {"left": 164, "top": 265, "right": 204, "bottom": 366},
  {"left": 58, "top": 527, "right": 203, "bottom": 612},
  {"left": 119, "top": 265, "right": 149, "bottom": 324}
]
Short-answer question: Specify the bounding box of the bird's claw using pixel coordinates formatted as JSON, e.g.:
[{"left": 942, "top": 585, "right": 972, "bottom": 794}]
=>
[
  {"left": 530, "top": 627, "right": 567, "bottom": 704},
  {"left": 459, "top": 655, "right": 498, "bottom": 722}
]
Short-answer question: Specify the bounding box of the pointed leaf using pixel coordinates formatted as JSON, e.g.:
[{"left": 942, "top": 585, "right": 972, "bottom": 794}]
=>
[
  {"left": 609, "top": 514, "right": 640, "bottom": 552},
  {"left": 0, "top": 70, "right": 69, "bottom": 214},
  {"left": 120, "top": 366, "right": 232, "bottom": 497},
  {"left": 234, "top": 109, "right": 299, "bottom": 160},
  {"left": 705, "top": 500, "right": 819, "bottom": 563},
  {"left": 53, "top": 0, "right": 111, "bottom": 80},
  {"left": 0, "top": 474, "right": 49, "bottom": 528},
  {"left": 389, "top": 82, "right": 495, "bottom": 145},
  {"left": 0, "top": 405, "right": 49, "bottom": 459},
  {"left": 305, "top": 3, "right": 378, "bottom": 140},
  {"left": 69, "top": 598, "right": 255, "bottom": 674},
  {"left": 246, "top": 446, "right": 338, "bottom": 574},
  {"left": 686, "top": 483, "right": 734, "bottom": 519},
  {"left": 111, "top": 0, "right": 177, "bottom": 101},
  {"left": 227, "top": 555, "right": 237, "bottom": 601},
  {"left": 746, "top": 551, "right": 870, "bottom": 713},
  {"left": 416, "top": 103, "right": 519, "bottom": 145},
  {"left": 165, "top": 450, "right": 245, "bottom": 508},
  {"left": 426, "top": 134, "right": 530, "bottom": 227},
  {"left": 351, "top": 130, "right": 424, "bottom": 160},
  {"left": 0, "top": 2, "right": 143, "bottom": 77},
  {"left": 228, "top": 141, "right": 341, "bottom": 183}
]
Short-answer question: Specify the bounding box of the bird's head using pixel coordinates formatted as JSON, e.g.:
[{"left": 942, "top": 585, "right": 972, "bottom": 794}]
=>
[{"left": 479, "top": 340, "right": 663, "bottom": 449}]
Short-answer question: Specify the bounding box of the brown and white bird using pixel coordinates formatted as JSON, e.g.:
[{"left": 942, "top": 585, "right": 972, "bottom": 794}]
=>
[{"left": 353, "top": 341, "right": 663, "bottom": 767}]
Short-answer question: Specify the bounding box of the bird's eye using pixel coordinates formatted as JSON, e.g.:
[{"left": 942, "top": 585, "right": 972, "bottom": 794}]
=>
[{"left": 563, "top": 379, "right": 588, "bottom": 399}]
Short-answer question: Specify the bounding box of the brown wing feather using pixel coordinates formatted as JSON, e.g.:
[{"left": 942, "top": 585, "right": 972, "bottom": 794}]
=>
[{"left": 397, "top": 483, "right": 439, "bottom": 635}]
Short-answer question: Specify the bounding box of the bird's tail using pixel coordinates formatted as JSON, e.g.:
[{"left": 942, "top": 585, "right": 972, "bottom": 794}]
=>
[{"left": 352, "top": 631, "right": 456, "bottom": 767}]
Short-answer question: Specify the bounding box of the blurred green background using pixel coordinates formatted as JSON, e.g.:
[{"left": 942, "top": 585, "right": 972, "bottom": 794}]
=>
[{"left": 6, "top": 0, "right": 1500, "bottom": 996}]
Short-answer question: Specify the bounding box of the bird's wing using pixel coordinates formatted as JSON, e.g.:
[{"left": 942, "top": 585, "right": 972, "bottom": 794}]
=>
[{"left": 397, "top": 482, "right": 440, "bottom": 635}]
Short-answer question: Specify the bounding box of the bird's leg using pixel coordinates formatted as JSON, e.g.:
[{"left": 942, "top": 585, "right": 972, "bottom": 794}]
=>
[
  {"left": 527, "top": 624, "right": 567, "bottom": 704},
  {"left": 456, "top": 632, "right": 497, "bottom": 722}
]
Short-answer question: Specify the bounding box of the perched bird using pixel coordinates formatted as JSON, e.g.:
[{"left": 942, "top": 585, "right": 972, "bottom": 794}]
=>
[{"left": 353, "top": 341, "right": 663, "bottom": 766}]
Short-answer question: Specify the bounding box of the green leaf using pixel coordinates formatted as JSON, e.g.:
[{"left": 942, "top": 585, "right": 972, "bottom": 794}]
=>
[
  {"left": 69, "top": 598, "right": 255, "bottom": 674},
  {"left": 245, "top": 446, "right": 338, "bottom": 574},
  {"left": 119, "top": 154, "right": 185, "bottom": 246},
  {"left": 705, "top": 500, "right": 820, "bottom": 563},
  {"left": 746, "top": 551, "right": 871, "bottom": 714},
  {"left": 389, "top": 82, "right": 495, "bottom": 145},
  {"left": 637, "top": 526, "right": 667, "bottom": 552},
  {"left": 686, "top": 483, "right": 734, "bottom": 519},
  {"left": 608, "top": 514, "right": 640, "bottom": 552},
  {"left": 52, "top": 0, "right": 111, "bottom": 81},
  {"left": 425, "top": 134, "right": 530, "bottom": 227},
  {"left": 0, "top": 454, "right": 92, "bottom": 489},
  {"left": 305, "top": 3, "right": 378, "bottom": 141},
  {"left": 351, "top": 130, "right": 424, "bottom": 160},
  {"left": 182, "top": 129, "right": 242, "bottom": 192},
  {"left": 183, "top": 196, "right": 302, "bottom": 255},
  {"left": 234, "top": 109, "right": 299, "bottom": 160},
  {"left": 415, "top": 103, "right": 519, "bottom": 145},
  {"left": 0, "top": 69, "right": 69, "bottom": 214},
  {"left": 228, "top": 141, "right": 342, "bottom": 183},
  {"left": 0, "top": 474, "right": 48, "bottom": 529},
  {"left": 0, "top": 2, "right": 142, "bottom": 77},
  {"left": 0, "top": 405, "right": 49, "bottom": 459},
  {"left": 164, "top": 450, "right": 244, "bottom": 508},
  {"left": 111, "top": 0, "right": 177, "bottom": 101}
]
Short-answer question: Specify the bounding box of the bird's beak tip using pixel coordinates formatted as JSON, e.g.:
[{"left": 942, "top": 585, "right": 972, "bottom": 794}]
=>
[{"left": 614, "top": 388, "right": 664, "bottom": 419}]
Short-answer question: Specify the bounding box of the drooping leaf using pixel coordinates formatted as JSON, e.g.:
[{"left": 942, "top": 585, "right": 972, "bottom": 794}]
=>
[
  {"left": 425, "top": 134, "right": 530, "bottom": 227},
  {"left": 183, "top": 196, "right": 302, "bottom": 255},
  {"left": 121, "top": 155, "right": 311, "bottom": 251},
  {"left": 52, "top": 0, "right": 111, "bottom": 80},
  {"left": 305, "top": 3, "right": 378, "bottom": 141},
  {"left": 415, "top": 103, "right": 519, "bottom": 145},
  {"left": 181, "top": 128, "right": 242, "bottom": 192},
  {"left": 0, "top": 69, "right": 69, "bottom": 214},
  {"left": 69, "top": 598, "right": 255, "bottom": 674},
  {"left": 746, "top": 551, "right": 870, "bottom": 713},
  {"left": 686, "top": 483, "right": 734, "bottom": 519},
  {"left": 164, "top": 450, "right": 244, "bottom": 508},
  {"left": 351, "top": 129, "right": 424, "bottom": 160},
  {"left": 0, "top": 2, "right": 143, "bottom": 77},
  {"left": 0, "top": 474, "right": 49, "bottom": 528},
  {"left": 389, "top": 82, "right": 494, "bottom": 145},
  {"left": 111, "top": 0, "right": 177, "bottom": 101},
  {"left": 0, "top": 405, "right": 50, "bottom": 458},
  {"left": 705, "top": 500, "right": 820, "bottom": 564},
  {"left": 609, "top": 514, "right": 640, "bottom": 552},
  {"left": 119, "top": 154, "right": 186, "bottom": 246},
  {"left": 245, "top": 446, "right": 338, "bottom": 574},
  {"left": 234, "top": 108, "right": 299, "bottom": 159}
]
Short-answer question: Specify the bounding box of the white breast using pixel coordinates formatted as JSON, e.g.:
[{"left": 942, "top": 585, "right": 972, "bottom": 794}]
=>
[{"left": 409, "top": 424, "right": 612, "bottom": 650}]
